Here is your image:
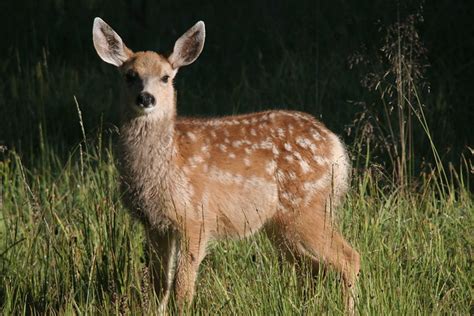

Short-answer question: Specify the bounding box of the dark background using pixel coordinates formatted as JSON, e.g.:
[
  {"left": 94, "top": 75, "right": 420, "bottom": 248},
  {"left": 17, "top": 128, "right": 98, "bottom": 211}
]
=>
[{"left": 0, "top": 0, "right": 472, "bottom": 169}]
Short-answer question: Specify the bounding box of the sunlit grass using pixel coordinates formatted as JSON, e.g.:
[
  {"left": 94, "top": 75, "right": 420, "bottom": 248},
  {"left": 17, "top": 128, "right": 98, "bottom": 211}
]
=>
[{"left": 1, "top": 140, "right": 471, "bottom": 315}]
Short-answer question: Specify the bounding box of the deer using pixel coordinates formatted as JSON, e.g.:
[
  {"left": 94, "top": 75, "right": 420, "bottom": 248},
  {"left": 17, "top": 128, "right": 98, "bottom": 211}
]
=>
[{"left": 92, "top": 17, "right": 360, "bottom": 314}]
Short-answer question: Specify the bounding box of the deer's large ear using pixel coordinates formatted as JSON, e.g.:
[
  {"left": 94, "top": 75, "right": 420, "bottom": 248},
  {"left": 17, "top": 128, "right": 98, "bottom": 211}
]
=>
[
  {"left": 92, "top": 17, "right": 132, "bottom": 67},
  {"left": 169, "top": 21, "right": 205, "bottom": 69}
]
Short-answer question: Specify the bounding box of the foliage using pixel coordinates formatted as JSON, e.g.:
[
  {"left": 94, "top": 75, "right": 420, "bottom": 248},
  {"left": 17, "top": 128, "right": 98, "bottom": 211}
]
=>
[{"left": 0, "top": 136, "right": 472, "bottom": 314}]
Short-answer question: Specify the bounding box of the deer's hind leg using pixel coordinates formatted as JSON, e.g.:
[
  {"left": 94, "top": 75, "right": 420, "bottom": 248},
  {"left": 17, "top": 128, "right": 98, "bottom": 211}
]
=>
[
  {"left": 270, "top": 205, "right": 360, "bottom": 315},
  {"left": 294, "top": 207, "right": 360, "bottom": 315},
  {"left": 266, "top": 223, "right": 325, "bottom": 278}
]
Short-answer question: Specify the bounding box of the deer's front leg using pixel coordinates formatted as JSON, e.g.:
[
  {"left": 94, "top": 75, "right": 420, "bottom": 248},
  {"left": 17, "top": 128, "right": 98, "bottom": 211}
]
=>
[
  {"left": 173, "top": 230, "right": 209, "bottom": 312},
  {"left": 146, "top": 228, "right": 179, "bottom": 314}
]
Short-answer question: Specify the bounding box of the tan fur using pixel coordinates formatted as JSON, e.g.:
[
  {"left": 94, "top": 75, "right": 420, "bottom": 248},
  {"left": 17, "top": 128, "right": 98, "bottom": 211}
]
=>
[{"left": 93, "top": 18, "right": 360, "bottom": 315}]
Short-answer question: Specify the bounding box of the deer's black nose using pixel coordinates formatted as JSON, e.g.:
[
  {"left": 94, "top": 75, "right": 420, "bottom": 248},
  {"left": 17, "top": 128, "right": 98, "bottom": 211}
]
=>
[{"left": 136, "top": 92, "right": 156, "bottom": 108}]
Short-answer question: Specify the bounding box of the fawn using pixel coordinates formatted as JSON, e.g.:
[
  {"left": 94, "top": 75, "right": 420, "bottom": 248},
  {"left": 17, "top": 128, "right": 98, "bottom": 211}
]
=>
[{"left": 93, "top": 17, "right": 360, "bottom": 314}]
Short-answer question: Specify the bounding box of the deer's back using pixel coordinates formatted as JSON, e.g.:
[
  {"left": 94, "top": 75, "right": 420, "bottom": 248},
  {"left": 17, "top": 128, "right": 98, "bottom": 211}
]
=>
[{"left": 174, "top": 110, "right": 350, "bottom": 236}]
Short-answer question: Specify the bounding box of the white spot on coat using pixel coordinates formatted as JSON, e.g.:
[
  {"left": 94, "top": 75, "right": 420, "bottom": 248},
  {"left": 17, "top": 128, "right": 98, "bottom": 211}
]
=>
[
  {"left": 284, "top": 155, "right": 294, "bottom": 163},
  {"left": 187, "top": 132, "right": 197, "bottom": 141},
  {"left": 201, "top": 144, "right": 209, "bottom": 153},
  {"left": 232, "top": 140, "right": 242, "bottom": 148},
  {"left": 299, "top": 159, "right": 311, "bottom": 174},
  {"left": 272, "top": 147, "right": 279, "bottom": 156},
  {"left": 243, "top": 157, "right": 251, "bottom": 166},
  {"left": 296, "top": 137, "right": 312, "bottom": 149},
  {"left": 219, "top": 144, "right": 227, "bottom": 152},
  {"left": 265, "top": 160, "right": 277, "bottom": 176},
  {"left": 277, "top": 128, "right": 285, "bottom": 138},
  {"left": 260, "top": 139, "right": 273, "bottom": 150}
]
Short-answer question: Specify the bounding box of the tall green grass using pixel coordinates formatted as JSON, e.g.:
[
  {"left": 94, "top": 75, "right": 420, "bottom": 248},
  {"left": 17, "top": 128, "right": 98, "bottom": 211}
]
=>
[{"left": 1, "top": 130, "right": 472, "bottom": 314}]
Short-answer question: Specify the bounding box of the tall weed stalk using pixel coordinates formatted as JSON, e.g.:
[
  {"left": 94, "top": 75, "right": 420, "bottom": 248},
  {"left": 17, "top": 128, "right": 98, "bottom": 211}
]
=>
[{"left": 349, "top": 11, "right": 434, "bottom": 191}]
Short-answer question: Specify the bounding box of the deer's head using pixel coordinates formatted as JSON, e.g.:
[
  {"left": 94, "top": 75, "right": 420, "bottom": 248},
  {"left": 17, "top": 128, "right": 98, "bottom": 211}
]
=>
[{"left": 92, "top": 17, "right": 205, "bottom": 119}]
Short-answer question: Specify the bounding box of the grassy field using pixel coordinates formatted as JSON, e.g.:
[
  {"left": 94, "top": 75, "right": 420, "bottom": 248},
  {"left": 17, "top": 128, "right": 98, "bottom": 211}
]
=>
[
  {"left": 0, "top": 136, "right": 472, "bottom": 315},
  {"left": 1, "top": 0, "right": 473, "bottom": 315}
]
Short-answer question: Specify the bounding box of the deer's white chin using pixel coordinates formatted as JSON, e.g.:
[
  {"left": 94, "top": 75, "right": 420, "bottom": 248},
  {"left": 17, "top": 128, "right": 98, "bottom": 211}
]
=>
[{"left": 132, "top": 104, "right": 157, "bottom": 115}]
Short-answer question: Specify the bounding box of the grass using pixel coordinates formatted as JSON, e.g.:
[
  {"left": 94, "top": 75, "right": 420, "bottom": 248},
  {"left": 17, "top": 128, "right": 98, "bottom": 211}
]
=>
[{"left": 0, "top": 136, "right": 472, "bottom": 315}]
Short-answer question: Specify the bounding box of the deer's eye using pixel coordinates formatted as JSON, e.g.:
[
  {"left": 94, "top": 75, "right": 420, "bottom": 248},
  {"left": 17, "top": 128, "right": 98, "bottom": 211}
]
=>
[
  {"left": 161, "top": 75, "right": 170, "bottom": 83},
  {"left": 125, "top": 70, "right": 139, "bottom": 85}
]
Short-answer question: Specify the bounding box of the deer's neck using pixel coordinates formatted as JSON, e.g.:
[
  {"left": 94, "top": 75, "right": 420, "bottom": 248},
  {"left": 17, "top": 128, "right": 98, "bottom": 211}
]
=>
[
  {"left": 119, "top": 113, "right": 177, "bottom": 179},
  {"left": 118, "top": 113, "right": 178, "bottom": 225}
]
